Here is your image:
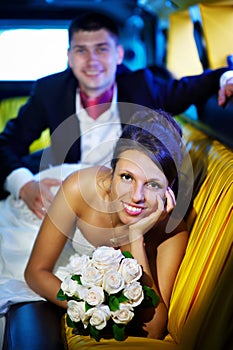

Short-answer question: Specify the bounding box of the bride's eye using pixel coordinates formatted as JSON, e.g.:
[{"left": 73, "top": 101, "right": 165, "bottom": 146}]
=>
[
  {"left": 146, "top": 181, "right": 162, "bottom": 190},
  {"left": 120, "top": 173, "right": 133, "bottom": 182}
]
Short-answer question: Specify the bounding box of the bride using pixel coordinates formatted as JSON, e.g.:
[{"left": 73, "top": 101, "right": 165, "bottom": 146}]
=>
[{"left": 25, "top": 109, "right": 190, "bottom": 340}]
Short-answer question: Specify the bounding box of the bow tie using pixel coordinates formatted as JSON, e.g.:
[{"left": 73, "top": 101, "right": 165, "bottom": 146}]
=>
[{"left": 80, "top": 85, "right": 114, "bottom": 120}]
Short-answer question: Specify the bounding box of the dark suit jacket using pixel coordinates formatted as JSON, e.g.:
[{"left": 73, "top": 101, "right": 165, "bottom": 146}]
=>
[{"left": 0, "top": 65, "right": 228, "bottom": 198}]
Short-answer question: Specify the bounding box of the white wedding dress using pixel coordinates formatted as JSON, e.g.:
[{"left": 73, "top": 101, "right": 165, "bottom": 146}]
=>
[{"left": 0, "top": 164, "right": 95, "bottom": 347}]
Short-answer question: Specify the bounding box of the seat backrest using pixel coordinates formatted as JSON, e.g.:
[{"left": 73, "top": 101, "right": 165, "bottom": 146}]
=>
[
  {"left": 167, "top": 118, "right": 233, "bottom": 347},
  {"left": 0, "top": 96, "right": 28, "bottom": 131},
  {"left": 0, "top": 96, "right": 50, "bottom": 152}
]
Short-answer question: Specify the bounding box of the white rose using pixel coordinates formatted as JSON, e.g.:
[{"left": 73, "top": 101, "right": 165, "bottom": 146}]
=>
[
  {"left": 103, "top": 270, "right": 125, "bottom": 295},
  {"left": 119, "top": 258, "right": 142, "bottom": 284},
  {"left": 67, "top": 254, "right": 91, "bottom": 275},
  {"left": 67, "top": 300, "right": 86, "bottom": 323},
  {"left": 80, "top": 265, "right": 103, "bottom": 287},
  {"left": 123, "top": 281, "right": 144, "bottom": 307},
  {"left": 76, "top": 284, "right": 88, "bottom": 300},
  {"left": 92, "top": 246, "right": 124, "bottom": 272},
  {"left": 111, "top": 304, "right": 134, "bottom": 325},
  {"left": 86, "top": 305, "right": 111, "bottom": 330},
  {"left": 61, "top": 276, "right": 80, "bottom": 297},
  {"left": 84, "top": 286, "right": 105, "bottom": 306}
]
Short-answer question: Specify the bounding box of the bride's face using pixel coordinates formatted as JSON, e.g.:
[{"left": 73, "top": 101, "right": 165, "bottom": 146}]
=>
[{"left": 110, "top": 149, "right": 168, "bottom": 225}]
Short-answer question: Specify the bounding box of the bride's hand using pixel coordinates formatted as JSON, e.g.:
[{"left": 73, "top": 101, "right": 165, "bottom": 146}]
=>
[{"left": 128, "top": 187, "right": 176, "bottom": 242}]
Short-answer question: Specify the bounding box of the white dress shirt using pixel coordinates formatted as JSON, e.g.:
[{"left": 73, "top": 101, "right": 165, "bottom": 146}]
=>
[{"left": 76, "top": 84, "right": 122, "bottom": 169}]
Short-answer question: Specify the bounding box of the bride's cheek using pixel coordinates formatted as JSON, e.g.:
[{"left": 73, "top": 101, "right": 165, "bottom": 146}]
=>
[
  {"left": 149, "top": 191, "right": 159, "bottom": 204},
  {"left": 149, "top": 200, "right": 159, "bottom": 213}
]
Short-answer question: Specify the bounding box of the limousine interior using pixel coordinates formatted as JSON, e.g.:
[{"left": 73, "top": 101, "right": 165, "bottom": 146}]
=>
[{"left": 0, "top": 1, "right": 232, "bottom": 349}]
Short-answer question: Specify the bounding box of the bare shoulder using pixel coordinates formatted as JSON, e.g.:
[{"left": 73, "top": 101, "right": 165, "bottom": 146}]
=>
[
  {"left": 62, "top": 165, "right": 110, "bottom": 187},
  {"left": 60, "top": 166, "right": 111, "bottom": 205}
]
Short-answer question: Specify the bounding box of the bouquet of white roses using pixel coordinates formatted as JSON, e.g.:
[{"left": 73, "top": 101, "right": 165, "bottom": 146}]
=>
[{"left": 57, "top": 246, "right": 159, "bottom": 341}]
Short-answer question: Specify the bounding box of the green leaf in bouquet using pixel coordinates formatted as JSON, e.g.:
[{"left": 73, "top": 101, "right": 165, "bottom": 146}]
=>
[
  {"left": 85, "top": 301, "right": 93, "bottom": 311},
  {"left": 122, "top": 251, "right": 134, "bottom": 259},
  {"left": 118, "top": 292, "right": 129, "bottom": 303},
  {"left": 90, "top": 325, "right": 101, "bottom": 342},
  {"left": 66, "top": 314, "right": 76, "bottom": 328},
  {"left": 71, "top": 274, "right": 82, "bottom": 285},
  {"left": 56, "top": 288, "right": 67, "bottom": 301},
  {"left": 109, "top": 295, "right": 120, "bottom": 311},
  {"left": 142, "top": 285, "right": 160, "bottom": 307},
  {"left": 112, "top": 323, "right": 126, "bottom": 341}
]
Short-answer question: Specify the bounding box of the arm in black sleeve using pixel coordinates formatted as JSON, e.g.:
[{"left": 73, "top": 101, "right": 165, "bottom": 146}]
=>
[
  {"left": 0, "top": 69, "right": 78, "bottom": 199},
  {"left": 0, "top": 82, "right": 49, "bottom": 197},
  {"left": 146, "top": 67, "right": 230, "bottom": 115}
]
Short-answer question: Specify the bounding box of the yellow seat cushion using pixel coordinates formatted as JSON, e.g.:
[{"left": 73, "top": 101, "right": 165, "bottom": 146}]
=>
[
  {"left": 0, "top": 96, "right": 50, "bottom": 152},
  {"left": 62, "top": 316, "right": 178, "bottom": 350},
  {"left": 0, "top": 96, "right": 28, "bottom": 131}
]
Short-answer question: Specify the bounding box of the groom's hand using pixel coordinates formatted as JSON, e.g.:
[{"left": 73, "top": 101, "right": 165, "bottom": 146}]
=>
[{"left": 19, "top": 178, "right": 61, "bottom": 219}]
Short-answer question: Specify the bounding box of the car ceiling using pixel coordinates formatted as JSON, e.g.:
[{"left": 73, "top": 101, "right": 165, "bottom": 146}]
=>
[{"left": 0, "top": 0, "right": 232, "bottom": 22}]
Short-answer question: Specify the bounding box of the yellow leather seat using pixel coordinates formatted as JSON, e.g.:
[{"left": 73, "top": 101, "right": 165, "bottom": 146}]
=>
[{"left": 0, "top": 96, "right": 50, "bottom": 153}]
